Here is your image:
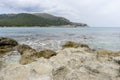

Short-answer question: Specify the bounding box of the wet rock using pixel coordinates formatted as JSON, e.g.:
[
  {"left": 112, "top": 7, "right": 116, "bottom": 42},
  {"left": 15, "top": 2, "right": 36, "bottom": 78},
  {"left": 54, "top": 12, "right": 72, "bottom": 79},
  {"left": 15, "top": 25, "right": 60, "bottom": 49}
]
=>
[
  {"left": 62, "top": 41, "right": 80, "bottom": 48},
  {"left": 0, "top": 37, "right": 18, "bottom": 55},
  {"left": 113, "top": 52, "right": 120, "bottom": 57},
  {"left": 17, "top": 44, "right": 57, "bottom": 65},
  {"left": 80, "top": 44, "right": 89, "bottom": 48},
  {"left": 38, "top": 49, "right": 57, "bottom": 59},
  {"left": 17, "top": 44, "right": 38, "bottom": 65},
  {"left": 17, "top": 44, "right": 36, "bottom": 55},
  {"left": 19, "top": 54, "right": 37, "bottom": 65},
  {"left": 62, "top": 41, "right": 89, "bottom": 49},
  {"left": 0, "top": 37, "right": 18, "bottom": 47},
  {"left": 0, "top": 47, "right": 13, "bottom": 55}
]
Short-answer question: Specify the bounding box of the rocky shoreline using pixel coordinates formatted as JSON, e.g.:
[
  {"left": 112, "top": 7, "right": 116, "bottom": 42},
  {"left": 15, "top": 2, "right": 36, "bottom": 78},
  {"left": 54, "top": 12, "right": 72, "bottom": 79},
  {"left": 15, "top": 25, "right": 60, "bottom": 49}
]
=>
[{"left": 0, "top": 37, "right": 120, "bottom": 80}]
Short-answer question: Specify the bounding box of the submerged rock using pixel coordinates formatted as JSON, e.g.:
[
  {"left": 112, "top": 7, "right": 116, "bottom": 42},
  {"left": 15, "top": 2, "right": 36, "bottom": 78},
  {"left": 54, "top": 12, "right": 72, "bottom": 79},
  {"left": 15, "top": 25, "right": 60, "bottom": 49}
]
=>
[
  {"left": 62, "top": 41, "right": 89, "bottom": 49},
  {"left": 0, "top": 37, "right": 18, "bottom": 55}
]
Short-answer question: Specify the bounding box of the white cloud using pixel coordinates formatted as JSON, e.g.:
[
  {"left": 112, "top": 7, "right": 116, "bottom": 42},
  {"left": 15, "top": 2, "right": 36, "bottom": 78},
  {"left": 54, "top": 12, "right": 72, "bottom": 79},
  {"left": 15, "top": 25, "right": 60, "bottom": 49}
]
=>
[{"left": 0, "top": 0, "right": 120, "bottom": 27}]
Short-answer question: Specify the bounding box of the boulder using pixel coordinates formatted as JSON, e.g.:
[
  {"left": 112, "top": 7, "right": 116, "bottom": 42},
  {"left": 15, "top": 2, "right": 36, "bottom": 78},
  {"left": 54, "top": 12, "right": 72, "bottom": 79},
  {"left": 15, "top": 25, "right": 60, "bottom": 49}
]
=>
[
  {"left": 17, "top": 44, "right": 38, "bottom": 65},
  {"left": 0, "top": 37, "right": 18, "bottom": 55},
  {"left": 38, "top": 49, "right": 57, "bottom": 59},
  {"left": 62, "top": 41, "right": 89, "bottom": 49},
  {"left": 62, "top": 41, "right": 80, "bottom": 48},
  {"left": 80, "top": 44, "right": 89, "bottom": 48},
  {"left": 17, "top": 44, "right": 36, "bottom": 55},
  {"left": 17, "top": 44, "right": 57, "bottom": 65},
  {"left": 19, "top": 54, "right": 37, "bottom": 65},
  {"left": 0, "top": 37, "right": 18, "bottom": 46}
]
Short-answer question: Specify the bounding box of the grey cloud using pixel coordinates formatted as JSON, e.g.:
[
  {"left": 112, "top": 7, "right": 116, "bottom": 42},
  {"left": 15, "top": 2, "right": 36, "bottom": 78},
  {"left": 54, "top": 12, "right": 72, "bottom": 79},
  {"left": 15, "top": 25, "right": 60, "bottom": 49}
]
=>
[{"left": 0, "top": 0, "right": 120, "bottom": 27}]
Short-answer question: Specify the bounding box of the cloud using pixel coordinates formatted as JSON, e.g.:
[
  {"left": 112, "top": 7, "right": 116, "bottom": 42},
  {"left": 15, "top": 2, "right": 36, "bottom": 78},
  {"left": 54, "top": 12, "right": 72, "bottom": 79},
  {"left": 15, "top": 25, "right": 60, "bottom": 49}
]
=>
[{"left": 0, "top": 0, "right": 120, "bottom": 27}]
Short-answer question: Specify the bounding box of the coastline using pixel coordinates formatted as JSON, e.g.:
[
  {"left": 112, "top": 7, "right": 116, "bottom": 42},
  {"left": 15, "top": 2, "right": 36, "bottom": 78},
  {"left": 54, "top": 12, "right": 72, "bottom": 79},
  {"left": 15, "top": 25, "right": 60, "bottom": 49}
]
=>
[
  {"left": 0, "top": 38, "right": 120, "bottom": 80},
  {"left": 0, "top": 25, "right": 88, "bottom": 28}
]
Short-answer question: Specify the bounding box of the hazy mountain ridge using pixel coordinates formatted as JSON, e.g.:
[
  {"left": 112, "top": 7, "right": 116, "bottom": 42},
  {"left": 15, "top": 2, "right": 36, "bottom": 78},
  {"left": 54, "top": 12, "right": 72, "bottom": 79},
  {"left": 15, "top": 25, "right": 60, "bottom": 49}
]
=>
[{"left": 0, "top": 13, "right": 87, "bottom": 27}]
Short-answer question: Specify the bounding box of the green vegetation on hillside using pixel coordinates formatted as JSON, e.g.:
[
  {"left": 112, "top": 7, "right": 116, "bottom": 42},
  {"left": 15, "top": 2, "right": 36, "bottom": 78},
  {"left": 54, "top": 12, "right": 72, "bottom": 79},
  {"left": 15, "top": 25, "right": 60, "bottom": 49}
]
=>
[{"left": 0, "top": 13, "right": 87, "bottom": 27}]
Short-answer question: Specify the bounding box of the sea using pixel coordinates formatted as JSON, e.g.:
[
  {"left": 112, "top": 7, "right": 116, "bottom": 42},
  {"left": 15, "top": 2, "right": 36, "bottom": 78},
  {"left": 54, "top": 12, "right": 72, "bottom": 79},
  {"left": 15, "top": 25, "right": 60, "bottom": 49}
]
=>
[{"left": 0, "top": 27, "right": 120, "bottom": 52}]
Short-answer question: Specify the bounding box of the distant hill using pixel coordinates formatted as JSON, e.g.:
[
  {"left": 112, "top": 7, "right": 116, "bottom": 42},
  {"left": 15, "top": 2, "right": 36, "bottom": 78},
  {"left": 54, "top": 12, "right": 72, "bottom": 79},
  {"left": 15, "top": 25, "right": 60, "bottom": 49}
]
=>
[{"left": 0, "top": 13, "right": 87, "bottom": 27}]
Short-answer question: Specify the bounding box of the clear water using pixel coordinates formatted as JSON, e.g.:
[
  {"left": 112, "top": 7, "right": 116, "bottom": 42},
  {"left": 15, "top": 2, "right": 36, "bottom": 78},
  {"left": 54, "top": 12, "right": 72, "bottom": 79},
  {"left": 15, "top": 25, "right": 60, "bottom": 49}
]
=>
[{"left": 0, "top": 27, "right": 120, "bottom": 51}]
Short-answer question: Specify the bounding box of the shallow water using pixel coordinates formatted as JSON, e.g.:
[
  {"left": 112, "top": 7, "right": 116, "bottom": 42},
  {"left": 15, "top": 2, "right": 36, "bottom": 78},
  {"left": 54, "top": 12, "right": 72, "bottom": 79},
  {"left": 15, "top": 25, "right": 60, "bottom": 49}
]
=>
[{"left": 0, "top": 27, "right": 120, "bottom": 51}]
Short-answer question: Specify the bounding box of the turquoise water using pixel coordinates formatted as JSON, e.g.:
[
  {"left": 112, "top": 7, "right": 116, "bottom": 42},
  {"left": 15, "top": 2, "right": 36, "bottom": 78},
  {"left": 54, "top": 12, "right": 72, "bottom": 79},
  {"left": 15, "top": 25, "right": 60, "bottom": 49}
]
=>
[{"left": 0, "top": 27, "right": 120, "bottom": 51}]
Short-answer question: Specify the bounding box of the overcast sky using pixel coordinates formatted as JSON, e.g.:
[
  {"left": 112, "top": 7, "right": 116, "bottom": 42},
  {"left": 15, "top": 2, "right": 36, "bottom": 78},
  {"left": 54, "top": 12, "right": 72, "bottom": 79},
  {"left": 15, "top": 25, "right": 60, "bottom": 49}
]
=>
[{"left": 0, "top": 0, "right": 120, "bottom": 27}]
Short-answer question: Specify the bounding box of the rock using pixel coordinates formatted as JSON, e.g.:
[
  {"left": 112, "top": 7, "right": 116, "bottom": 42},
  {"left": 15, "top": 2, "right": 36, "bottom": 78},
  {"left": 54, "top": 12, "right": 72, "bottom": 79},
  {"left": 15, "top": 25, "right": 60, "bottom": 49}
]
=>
[
  {"left": 113, "top": 51, "right": 120, "bottom": 57},
  {"left": 17, "top": 45, "right": 57, "bottom": 65},
  {"left": 17, "top": 44, "right": 36, "bottom": 55},
  {"left": 84, "top": 66, "right": 100, "bottom": 74},
  {"left": 0, "top": 64, "right": 30, "bottom": 80},
  {"left": 38, "top": 49, "right": 57, "bottom": 59},
  {"left": 19, "top": 53, "right": 37, "bottom": 65},
  {"left": 0, "top": 60, "right": 6, "bottom": 70},
  {"left": 62, "top": 41, "right": 89, "bottom": 49},
  {"left": 94, "top": 50, "right": 113, "bottom": 56},
  {"left": 80, "top": 44, "right": 89, "bottom": 48},
  {"left": 62, "top": 41, "right": 80, "bottom": 48},
  {"left": 0, "top": 37, "right": 18, "bottom": 55},
  {"left": 0, "top": 37, "right": 18, "bottom": 47},
  {"left": 114, "top": 59, "right": 120, "bottom": 65},
  {"left": 17, "top": 44, "right": 38, "bottom": 65},
  {"left": 0, "top": 48, "right": 120, "bottom": 80},
  {"left": 0, "top": 47, "right": 13, "bottom": 55},
  {"left": 53, "top": 66, "right": 69, "bottom": 80}
]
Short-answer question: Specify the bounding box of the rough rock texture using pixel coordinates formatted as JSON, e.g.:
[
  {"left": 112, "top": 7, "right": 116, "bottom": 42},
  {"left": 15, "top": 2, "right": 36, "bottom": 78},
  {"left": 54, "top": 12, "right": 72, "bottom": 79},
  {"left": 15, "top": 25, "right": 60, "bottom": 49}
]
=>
[
  {"left": 17, "top": 44, "right": 57, "bottom": 65},
  {"left": 0, "top": 60, "right": 6, "bottom": 70},
  {"left": 0, "top": 37, "right": 18, "bottom": 55},
  {"left": 38, "top": 49, "right": 57, "bottom": 59},
  {"left": 0, "top": 48, "right": 120, "bottom": 80},
  {"left": 17, "top": 44, "right": 36, "bottom": 55},
  {"left": 114, "top": 52, "right": 120, "bottom": 57},
  {"left": 94, "top": 50, "right": 113, "bottom": 56},
  {"left": 17, "top": 44, "right": 38, "bottom": 65},
  {"left": 62, "top": 41, "right": 89, "bottom": 49}
]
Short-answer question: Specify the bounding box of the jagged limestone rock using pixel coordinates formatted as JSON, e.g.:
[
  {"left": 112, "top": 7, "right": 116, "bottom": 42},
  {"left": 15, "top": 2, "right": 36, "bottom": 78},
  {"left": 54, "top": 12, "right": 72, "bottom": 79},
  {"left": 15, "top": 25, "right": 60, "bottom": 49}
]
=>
[{"left": 0, "top": 48, "right": 120, "bottom": 80}]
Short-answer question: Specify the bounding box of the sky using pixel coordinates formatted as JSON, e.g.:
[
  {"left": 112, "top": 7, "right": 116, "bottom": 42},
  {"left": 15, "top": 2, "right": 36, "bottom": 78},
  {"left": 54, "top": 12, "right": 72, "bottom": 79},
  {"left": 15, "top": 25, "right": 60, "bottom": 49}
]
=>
[{"left": 0, "top": 0, "right": 120, "bottom": 27}]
